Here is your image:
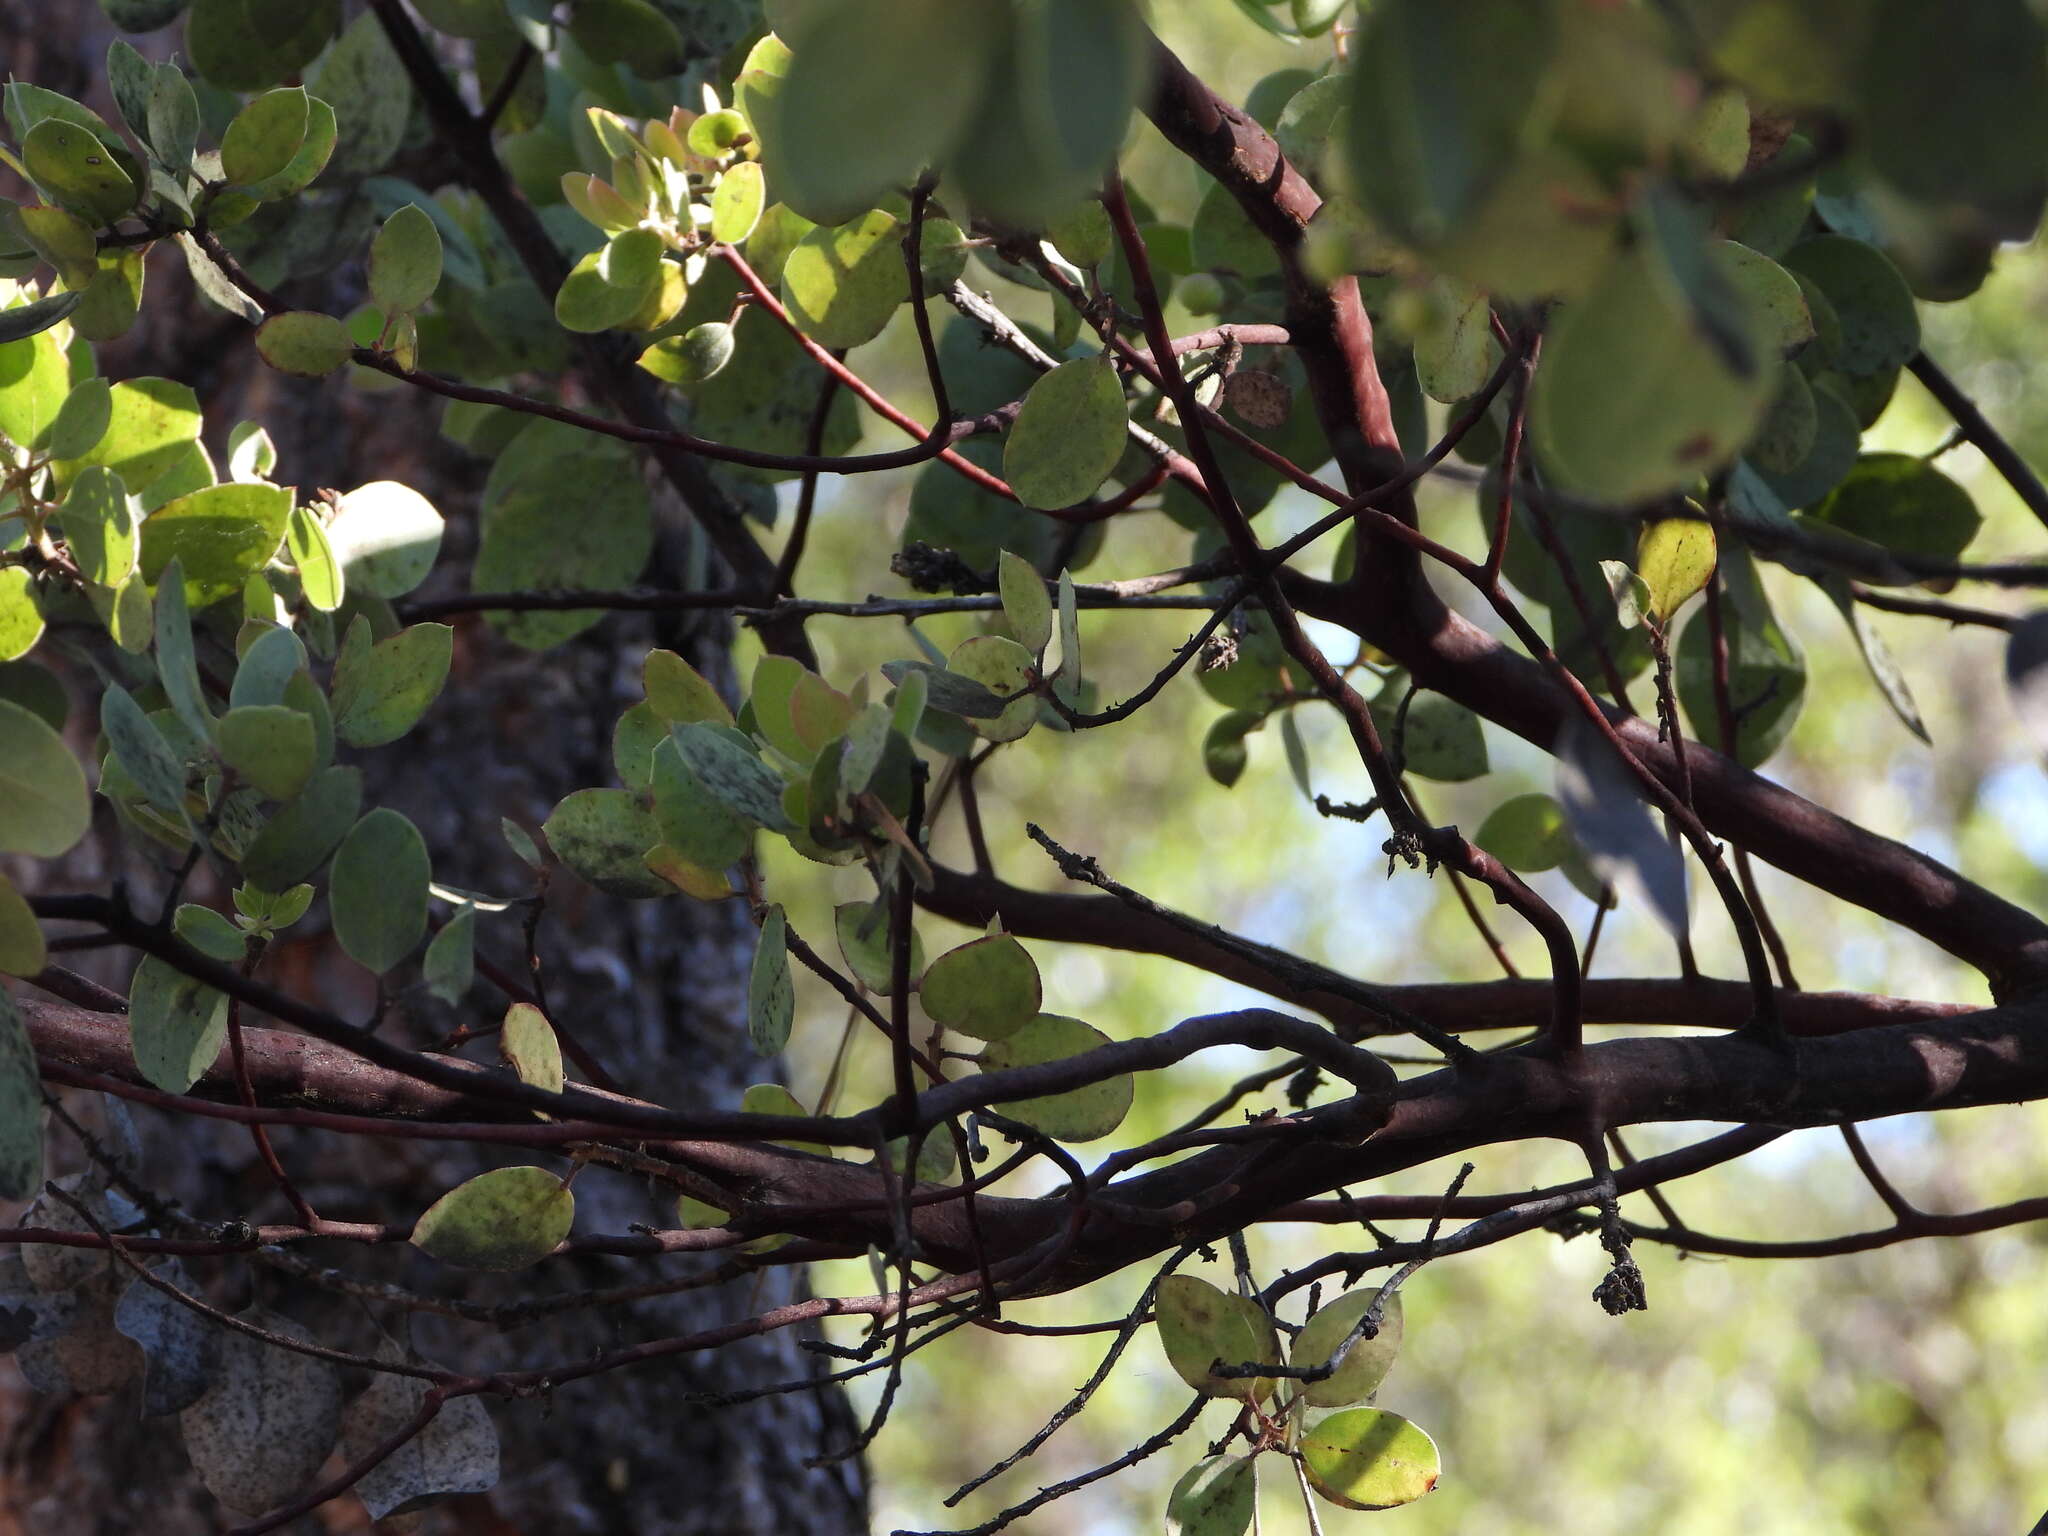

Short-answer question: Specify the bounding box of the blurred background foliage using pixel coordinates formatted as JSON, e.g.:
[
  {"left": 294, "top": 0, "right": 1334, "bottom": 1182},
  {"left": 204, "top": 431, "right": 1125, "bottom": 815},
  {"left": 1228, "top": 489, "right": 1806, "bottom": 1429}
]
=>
[{"left": 746, "top": 5, "right": 2048, "bottom": 1530}]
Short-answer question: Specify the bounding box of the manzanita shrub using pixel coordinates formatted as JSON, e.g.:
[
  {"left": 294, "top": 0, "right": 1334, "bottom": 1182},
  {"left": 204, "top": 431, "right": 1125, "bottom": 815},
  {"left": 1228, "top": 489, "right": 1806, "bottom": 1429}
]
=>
[{"left": 3, "top": 0, "right": 2048, "bottom": 1529}]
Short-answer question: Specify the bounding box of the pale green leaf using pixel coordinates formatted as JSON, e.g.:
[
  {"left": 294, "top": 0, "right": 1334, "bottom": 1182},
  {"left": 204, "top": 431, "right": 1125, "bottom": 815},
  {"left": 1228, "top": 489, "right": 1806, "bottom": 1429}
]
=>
[
  {"left": 1292, "top": 1289, "right": 1404, "bottom": 1407},
  {"left": 501, "top": 1002, "right": 564, "bottom": 1094},
  {"left": 216, "top": 704, "right": 316, "bottom": 800},
  {"left": 286, "top": 505, "right": 345, "bottom": 611},
  {"left": 1155, "top": 1273, "right": 1281, "bottom": 1402},
  {"left": 920, "top": 934, "right": 1039, "bottom": 1041},
  {"left": 128, "top": 953, "right": 228, "bottom": 1092},
  {"left": 368, "top": 203, "right": 443, "bottom": 316},
  {"left": 0, "top": 697, "right": 90, "bottom": 856},
  {"left": 330, "top": 618, "right": 453, "bottom": 748},
  {"left": 1004, "top": 356, "right": 1126, "bottom": 511}
]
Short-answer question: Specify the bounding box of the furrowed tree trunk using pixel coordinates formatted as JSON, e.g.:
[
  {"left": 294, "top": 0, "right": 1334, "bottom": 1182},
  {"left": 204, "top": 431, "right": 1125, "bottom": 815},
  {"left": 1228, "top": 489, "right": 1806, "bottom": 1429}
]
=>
[{"left": 0, "top": 6, "right": 871, "bottom": 1531}]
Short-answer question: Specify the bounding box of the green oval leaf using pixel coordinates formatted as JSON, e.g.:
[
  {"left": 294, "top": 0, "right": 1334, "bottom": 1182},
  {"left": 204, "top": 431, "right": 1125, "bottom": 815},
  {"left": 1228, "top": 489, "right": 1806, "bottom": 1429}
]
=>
[
  {"left": 1291, "top": 1289, "right": 1403, "bottom": 1408},
  {"left": 1474, "top": 792, "right": 1574, "bottom": 873},
  {"left": 238, "top": 764, "right": 362, "bottom": 889},
  {"left": 1154, "top": 1273, "right": 1281, "bottom": 1403},
  {"left": 1780, "top": 235, "right": 1919, "bottom": 379},
  {"left": 473, "top": 448, "right": 652, "bottom": 650},
  {"left": 188, "top": 0, "right": 338, "bottom": 91},
  {"left": 330, "top": 808, "right": 431, "bottom": 974},
  {"left": 501, "top": 1002, "right": 564, "bottom": 1095},
  {"left": 326, "top": 480, "right": 445, "bottom": 599},
  {"left": 644, "top": 649, "right": 733, "bottom": 727},
  {"left": 330, "top": 617, "right": 453, "bottom": 748},
  {"left": 368, "top": 203, "right": 443, "bottom": 316},
  {"left": 0, "top": 289, "right": 82, "bottom": 346},
  {"left": 710, "top": 160, "right": 765, "bottom": 246},
  {"left": 542, "top": 787, "right": 670, "bottom": 898},
  {"left": 128, "top": 953, "right": 228, "bottom": 1092},
  {"left": 1004, "top": 356, "right": 1127, "bottom": 511},
  {"left": 638, "top": 321, "right": 737, "bottom": 385},
  {"left": 1636, "top": 513, "right": 1717, "bottom": 624},
  {"left": 220, "top": 87, "right": 308, "bottom": 187},
  {"left": 0, "top": 697, "right": 89, "bottom": 856},
  {"left": 833, "top": 900, "right": 923, "bottom": 994},
  {"left": 24, "top": 119, "right": 137, "bottom": 225},
  {"left": 215, "top": 704, "right": 316, "bottom": 801},
  {"left": 423, "top": 902, "right": 476, "bottom": 1006},
  {"left": 55, "top": 376, "right": 202, "bottom": 495},
  {"left": 173, "top": 903, "right": 249, "bottom": 963},
  {"left": 102, "top": 683, "right": 190, "bottom": 819},
  {"left": 1530, "top": 244, "right": 1775, "bottom": 505},
  {"left": 285, "top": 504, "right": 345, "bottom": 612},
  {"left": 920, "top": 935, "right": 1040, "bottom": 1041},
  {"left": 1808, "top": 453, "right": 1980, "bottom": 566},
  {"left": 998, "top": 550, "right": 1053, "bottom": 655},
  {"left": 0, "top": 567, "right": 43, "bottom": 662},
  {"left": 650, "top": 735, "right": 752, "bottom": 868},
  {"left": 0, "top": 328, "right": 70, "bottom": 450},
  {"left": 141, "top": 482, "right": 292, "bottom": 606},
  {"left": 411, "top": 1166, "right": 573, "bottom": 1271},
  {"left": 46, "top": 377, "right": 110, "bottom": 462},
  {"left": 781, "top": 210, "right": 911, "bottom": 350},
  {"left": 979, "top": 1012, "right": 1132, "bottom": 1143},
  {"left": 667, "top": 722, "right": 793, "bottom": 830},
  {"left": 946, "top": 634, "right": 1038, "bottom": 742},
  {"left": 1299, "top": 1408, "right": 1441, "bottom": 1510},
  {"left": 255, "top": 311, "right": 354, "bottom": 377},
  {"left": 0, "top": 874, "right": 46, "bottom": 980},
  {"left": 773, "top": 0, "right": 996, "bottom": 223},
  {"left": 1857, "top": 0, "right": 2048, "bottom": 240},
  {"left": 1164, "top": 1455, "right": 1257, "bottom": 1536}
]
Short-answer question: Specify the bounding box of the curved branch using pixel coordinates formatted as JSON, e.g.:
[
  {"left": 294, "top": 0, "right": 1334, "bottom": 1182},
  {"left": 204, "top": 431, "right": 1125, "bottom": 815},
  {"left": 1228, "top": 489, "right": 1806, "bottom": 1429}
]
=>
[{"left": 915, "top": 865, "right": 1969, "bottom": 1040}]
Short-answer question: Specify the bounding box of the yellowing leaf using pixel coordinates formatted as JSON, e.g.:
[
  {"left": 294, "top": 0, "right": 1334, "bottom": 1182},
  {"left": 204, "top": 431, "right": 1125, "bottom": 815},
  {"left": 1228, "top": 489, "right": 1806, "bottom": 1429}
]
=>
[
  {"left": 1635, "top": 513, "right": 1716, "bottom": 624},
  {"left": 1299, "top": 1408, "right": 1441, "bottom": 1510},
  {"left": 411, "top": 1166, "right": 574, "bottom": 1270}
]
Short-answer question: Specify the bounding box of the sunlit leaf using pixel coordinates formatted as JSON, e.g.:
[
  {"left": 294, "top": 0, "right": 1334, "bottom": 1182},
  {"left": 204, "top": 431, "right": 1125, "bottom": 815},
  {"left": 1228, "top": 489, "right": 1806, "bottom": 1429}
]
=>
[
  {"left": 501, "top": 1002, "right": 564, "bottom": 1095},
  {"left": 1299, "top": 1408, "right": 1441, "bottom": 1510},
  {"left": 411, "top": 1166, "right": 573, "bottom": 1271}
]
